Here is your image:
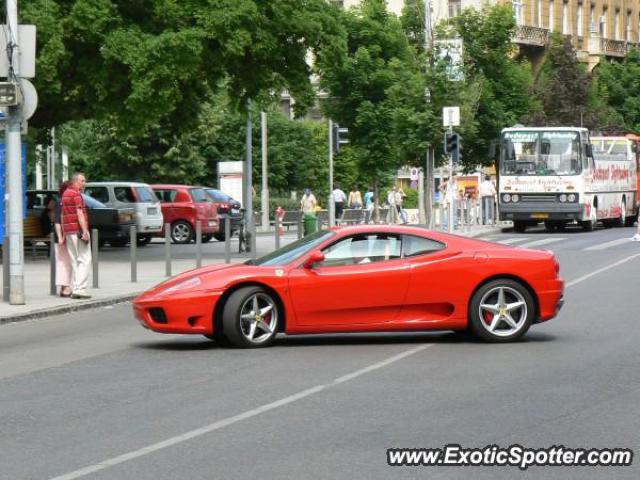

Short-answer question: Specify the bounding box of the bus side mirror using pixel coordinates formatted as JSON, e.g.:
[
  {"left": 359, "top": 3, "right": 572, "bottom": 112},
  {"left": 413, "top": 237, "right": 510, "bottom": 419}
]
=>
[{"left": 586, "top": 143, "right": 593, "bottom": 158}]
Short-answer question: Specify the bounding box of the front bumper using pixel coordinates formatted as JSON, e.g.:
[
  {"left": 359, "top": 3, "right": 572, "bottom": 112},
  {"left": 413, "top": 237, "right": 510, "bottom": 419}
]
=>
[
  {"left": 133, "top": 290, "right": 221, "bottom": 334},
  {"left": 500, "top": 202, "right": 583, "bottom": 221}
]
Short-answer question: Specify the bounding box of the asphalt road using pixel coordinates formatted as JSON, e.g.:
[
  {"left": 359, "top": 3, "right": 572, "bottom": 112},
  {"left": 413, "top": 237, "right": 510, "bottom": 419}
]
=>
[{"left": 1, "top": 224, "right": 639, "bottom": 480}]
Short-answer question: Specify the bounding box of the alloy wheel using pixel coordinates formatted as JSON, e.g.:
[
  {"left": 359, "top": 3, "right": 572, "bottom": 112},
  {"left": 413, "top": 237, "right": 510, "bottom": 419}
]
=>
[
  {"left": 478, "top": 286, "right": 528, "bottom": 337},
  {"left": 238, "top": 293, "right": 278, "bottom": 344}
]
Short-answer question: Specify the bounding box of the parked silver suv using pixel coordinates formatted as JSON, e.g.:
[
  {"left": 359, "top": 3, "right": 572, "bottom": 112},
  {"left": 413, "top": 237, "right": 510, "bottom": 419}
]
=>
[{"left": 84, "top": 182, "right": 163, "bottom": 246}]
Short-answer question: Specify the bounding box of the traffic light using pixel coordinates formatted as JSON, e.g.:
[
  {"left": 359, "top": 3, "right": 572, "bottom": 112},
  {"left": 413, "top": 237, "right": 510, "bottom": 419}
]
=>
[
  {"left": 333, "top": 123, "right": 349, "bottom": 152},
  {"left": 444, "top": 131, "right": 462, "bottom": 164}
]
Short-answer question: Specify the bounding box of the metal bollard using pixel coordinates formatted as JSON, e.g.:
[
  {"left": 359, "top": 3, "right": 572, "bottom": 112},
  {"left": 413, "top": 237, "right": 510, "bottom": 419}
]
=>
[
  {"left": 164, "top": 223, "right": 172, "bottom": 277},
  {"left": 195, "top": 221, "right": 202, "bottom": 268},
  {"left": 50, "top": 232, "right": 57, "bottom": 296},
  {"left": 224, "top": 216, "right": 231, "bottom": 264},
  {"left": 92, "top": 229, "right": 99, "bottom": 289},
  {"left": 130, "top": 225, "right": 137, "bottom": 282},
  {"left": 275, "top": 216, "right": 281, "bottom": 250},
  {"left": 2, "top": 235, "right": 9, "bottom": 302},
  {"left": 297, "top": 218, "right": 303, "bottom": 240}
]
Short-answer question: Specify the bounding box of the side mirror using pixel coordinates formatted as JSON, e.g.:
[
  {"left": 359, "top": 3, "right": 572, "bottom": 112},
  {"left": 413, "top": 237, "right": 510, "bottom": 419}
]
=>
[
  {"left": 586, "top": 143, "right": 593, "bottom": 158},
  {"left": 303, "top": 250, "right": 325, "bottom": 269}
]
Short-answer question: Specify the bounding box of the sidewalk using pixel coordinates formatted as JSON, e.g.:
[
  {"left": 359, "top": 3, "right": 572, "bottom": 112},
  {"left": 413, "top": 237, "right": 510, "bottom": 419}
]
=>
[{"left": 0, "top": 225, "right": 504, "bottom": 323}]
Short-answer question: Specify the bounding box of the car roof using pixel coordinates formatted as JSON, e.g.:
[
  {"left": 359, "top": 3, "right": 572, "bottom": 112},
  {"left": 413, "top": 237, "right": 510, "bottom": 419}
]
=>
[
  {"left": 85, "top": 182, "right": 152, "bottom": 187},
  {"left": 150, "top": 184, "right": 201, "bottom": 190}
]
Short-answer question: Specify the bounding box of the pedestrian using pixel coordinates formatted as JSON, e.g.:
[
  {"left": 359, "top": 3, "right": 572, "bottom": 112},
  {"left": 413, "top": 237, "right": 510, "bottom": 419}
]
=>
[
  {"left": 61, "top": 172, "right": 92, "bottom": 299},
  {"left": 54, "top": 182, "right": 73, "bottom": 297},
  {"left": 348, "top": 185, "right": 362, "bottom": 209},
  {"left": 397, "top": 187, "right": 408, "bottom": 224},
  {"left": 300, "top": 188, "right": 317, "bottom": 214},
  {"left": 386, "top": 185, "right": 400, "bottom": 224},
  {"left": 479, "top": 175, "right": 497, "bottom": 225},
  {"left": 332, "top": 184, "right": 347, "bottom": 223},
  {"left": 364, "top": 186, "right": 374, "bottom": 223}
]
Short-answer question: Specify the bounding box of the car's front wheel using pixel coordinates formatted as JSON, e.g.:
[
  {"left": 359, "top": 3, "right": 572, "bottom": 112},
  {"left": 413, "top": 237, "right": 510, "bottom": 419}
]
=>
[
  {"left": 171, "top": 221, "right": 193, "bottom": 244},
  {"left": 222, "top": 287, "right": 279, "bottom": 348},
  {"left": 469, "top": 279, "right": 534, "bottom": 342}
]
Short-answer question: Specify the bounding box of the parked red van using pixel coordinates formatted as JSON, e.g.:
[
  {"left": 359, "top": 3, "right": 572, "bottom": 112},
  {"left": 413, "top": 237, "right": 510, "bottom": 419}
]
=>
[{"left": 151, "top": 185, "right": 219, "bottom": 243}]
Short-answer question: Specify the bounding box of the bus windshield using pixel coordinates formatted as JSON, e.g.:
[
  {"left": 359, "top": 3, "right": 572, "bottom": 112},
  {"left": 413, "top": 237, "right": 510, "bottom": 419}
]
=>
[{"left": 501, "top": 131, "right": 582, "bottom": 176}]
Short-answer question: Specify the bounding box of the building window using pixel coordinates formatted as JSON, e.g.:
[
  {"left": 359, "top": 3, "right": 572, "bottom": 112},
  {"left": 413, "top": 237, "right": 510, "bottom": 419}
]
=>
[
  {"left": 590, "top": 5, "right": 596, "bottom": 33},
  {"left": 549, "top": 0, "right": 554, "bottom": 32},
  {"left": 626, "top": 11, "right": 632, "bottom": 41},
  {"left": 538, "top": 0, "right": 543, "bottom": 27},
  {"left": 563, "top": 1, "right": 569, "bottom": 34},
  {"left": 615, "top": 10, "right": 620, "bottom": 40},
  {"left": 601, "top": 7, "right": 608, "bottom": 38},
  {"left": 577, "top": 3, "right": 583, "bottom": 36},
  {"left": 448, "top": 0, "right": 461, "bottom": 18},
  {"left": 513, "top": 0, "right": 523, "bottom": 25}
]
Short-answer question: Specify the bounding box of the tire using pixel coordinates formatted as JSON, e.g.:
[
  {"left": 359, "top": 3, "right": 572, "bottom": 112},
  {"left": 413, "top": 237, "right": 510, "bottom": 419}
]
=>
[
  {"left": 615, "top": 201, "right": 626, "bottom": 228},
  {"left": 581, "top": 207, "right": 597, "bottom": 232},
  {"left": 545, "top": 221, "right": 566, "bottom": 232},
  {"left": 201, "top": 234, "right": 213, "bottom": 243},
  {"left": 109, "top": 238, "right": 129, "bottom": 248},
  {"left": 468, "top": 279, "right": 535, "bottom": 342},
  {"left": 171, "top": 221, "right": 193, "bottom": 244},
  {"left": 625, "top": 210, "right": 638, "bottom": 227},
  {"left": 213, "top": 232, "right": 225, "bottom": 242},
  {"left": 513, "top": 221, "right": 527, "bottom": 233},
  {"left": 222, "top": 286, "right": 279, "bottom": 348},
  {"left": 137, "top": 234, "right": 152, "bottom": 246},
  {"left": 204, "top": 331, "right": 229, "bottom": 344}
]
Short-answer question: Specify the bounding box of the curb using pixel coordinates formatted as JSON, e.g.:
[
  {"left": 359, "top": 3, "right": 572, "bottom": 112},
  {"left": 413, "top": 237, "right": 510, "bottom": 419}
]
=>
[{"left": 0, "top": 293, "right": 140, "bottom": 325}]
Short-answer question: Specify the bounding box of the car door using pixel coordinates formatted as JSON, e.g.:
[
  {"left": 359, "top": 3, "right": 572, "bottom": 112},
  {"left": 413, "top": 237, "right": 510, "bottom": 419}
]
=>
[
  {"left": 399, "top": 234, "right": 464, "bottom": 324},
  {"left": 288, "top": 232, "right": 410, "bottom": 327}
]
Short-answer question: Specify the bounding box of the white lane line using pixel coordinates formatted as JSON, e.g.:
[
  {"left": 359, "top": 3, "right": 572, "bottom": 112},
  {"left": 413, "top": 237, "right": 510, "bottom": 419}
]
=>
[
  {"left": 583, "top": 238, "right": 632, "bottom": 251},
  {"left": 48, "top": 344, "right": 433, "bottom": 480},
  {"left": 518, "top": 237, "right": 566, "bottom": 248},
  {"left": 497, "top": 237, "right": 531, "bottom": 245},
  {"left": 566, "top": 252, "right": 640, "bottom": 288}
]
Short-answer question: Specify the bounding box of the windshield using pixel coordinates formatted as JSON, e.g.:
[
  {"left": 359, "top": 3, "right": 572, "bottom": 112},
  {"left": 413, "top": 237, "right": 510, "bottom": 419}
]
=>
[
  {"left": 501, "top": 131, "right": 582, "bottom": 176},
  {"left": 250, "top": 230, "right": 335, "bottom": 266}
]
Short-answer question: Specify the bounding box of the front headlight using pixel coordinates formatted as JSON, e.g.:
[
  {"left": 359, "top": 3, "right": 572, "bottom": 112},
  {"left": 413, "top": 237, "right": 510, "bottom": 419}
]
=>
[
  {"left": 559, "top": 194, "right": 567, "bottom": 203},
  {"left": 502, "top": 194, "right": 511, "bottom": 203},
  {"left": 511, "top": 194, "right": 519, "bottom": 203},
  {"left": 162, "top": 277, "right": 202, "bottom": 294},
  {"left": 567, "top": 193, "right": 576, "bottom": 202}
]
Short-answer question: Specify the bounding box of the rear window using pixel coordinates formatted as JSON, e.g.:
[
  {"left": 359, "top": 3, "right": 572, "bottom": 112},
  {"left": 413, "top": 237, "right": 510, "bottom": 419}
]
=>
[
  {"left": 135, "top": 187, "right": 157, "bottom": 203},
  {"left": 85, "top": 187, "right": 110, "bottom": 204},
  {"left": 114, "top": 187, "right": 136, "bottom": 203},
  {"left": 206, "top": 189, "right": 230, "bottom": 202},
  {"left": 190, "top": 188, "right": 209, "bottom": 203},
  {"left": 154, "top": 189, "right": 177, "bottom": 203}
]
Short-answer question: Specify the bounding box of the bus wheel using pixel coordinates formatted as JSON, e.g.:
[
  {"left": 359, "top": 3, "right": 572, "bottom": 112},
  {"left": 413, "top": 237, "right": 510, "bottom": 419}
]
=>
[
  {"left": 513, "top": 221, "right": 527, "bottom": 233},
  {"left": 625, "top": 210, "right": 637, "bottom": 227},
  {"left": 615, "top": 201, "right": 626, "bottom": 228},
  {"left": 581, "top": 209, "right": 597, "bottom": 232}
]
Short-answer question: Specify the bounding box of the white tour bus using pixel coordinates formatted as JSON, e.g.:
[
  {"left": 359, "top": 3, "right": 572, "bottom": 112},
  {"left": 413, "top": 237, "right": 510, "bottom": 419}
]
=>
[{"left": 497, "top": 127, "right": 638, "bottom": 232}]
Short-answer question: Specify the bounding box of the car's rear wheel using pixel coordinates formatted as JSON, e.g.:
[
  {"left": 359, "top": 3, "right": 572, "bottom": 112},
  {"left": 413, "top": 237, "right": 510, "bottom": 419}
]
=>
[
  {"left": 171, "top": 221, "right": 193, "bottom": 244},
  {"left": 213, "top": 232, "right": 225, "bottom": 241},
  {"left": 137, "top": 234, "right": 152, "bottom": 246},
  {"left": 469, "top": 279, "right": 534, "bottom": 342},
  {"left": 222, "top": 287, "right": 279, "bottom": 348}
]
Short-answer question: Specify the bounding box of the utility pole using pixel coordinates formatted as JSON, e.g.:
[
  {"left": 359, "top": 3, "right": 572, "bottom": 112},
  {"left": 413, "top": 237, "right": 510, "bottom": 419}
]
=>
[
  {"left": 244, "top": 99, "right": 256, "bottom": 257},
  {"left": 5, "top": 0, "right": 25, "bottom": 304},
  {"left": 328, "top": 119, "right": 335, "bottom": 227},
  {"left": 260, "top": 111, "right": 269, "bottom": 232},
  {"left": 424, "top": 0, "right": 435, "bottom": 229}
]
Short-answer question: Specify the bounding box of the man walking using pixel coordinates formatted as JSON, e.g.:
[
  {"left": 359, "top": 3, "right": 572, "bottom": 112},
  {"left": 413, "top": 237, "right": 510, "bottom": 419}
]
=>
[
  {"left": 61, "top": 172, "right": 92, "bottom": 299},
  {"left": 479, "top": 175, "right": 497, "bottom": 225},
  {"left": 332, "top": 184, "right": 347, "bottom": 223}
]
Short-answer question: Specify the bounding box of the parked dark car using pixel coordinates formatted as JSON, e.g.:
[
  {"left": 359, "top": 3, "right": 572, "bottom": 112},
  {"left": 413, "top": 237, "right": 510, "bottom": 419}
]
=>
[
  {"left": 204, "top": 188, "right": 242, "bottom": 241},
  {"left": 27, "top": 190, "right": 136, "bottom": 247}
]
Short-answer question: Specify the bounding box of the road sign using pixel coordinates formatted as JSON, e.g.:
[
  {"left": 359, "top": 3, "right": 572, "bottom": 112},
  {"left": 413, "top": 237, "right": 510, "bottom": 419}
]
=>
[
  {"left": 410, "top": 167, "right": 419, "bottom": 181},
  {"left": 434, "top": 38, "right": 464, "bottom": 81},
  {"left": 0, "top": 143, "right": 27, "bottom": 245},
  {"left": 443, "top": 106, "right": 460, "bottom": 127}
]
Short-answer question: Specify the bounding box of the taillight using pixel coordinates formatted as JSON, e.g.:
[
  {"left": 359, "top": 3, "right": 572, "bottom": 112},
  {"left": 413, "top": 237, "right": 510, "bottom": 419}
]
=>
[{"left": 218, "top": 203, "right": 230, "bottom": 213}]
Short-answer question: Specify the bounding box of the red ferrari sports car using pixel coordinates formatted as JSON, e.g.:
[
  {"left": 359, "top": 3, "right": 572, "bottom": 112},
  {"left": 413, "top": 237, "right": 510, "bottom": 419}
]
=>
[{"left": 133, "top": 225, "right": 564, "bottom": 347}]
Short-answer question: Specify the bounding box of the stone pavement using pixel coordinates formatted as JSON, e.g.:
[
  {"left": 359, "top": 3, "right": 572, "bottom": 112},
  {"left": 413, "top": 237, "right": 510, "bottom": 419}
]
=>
[{"left": 0, "top": 225, "right": 504, "bottom": 323}]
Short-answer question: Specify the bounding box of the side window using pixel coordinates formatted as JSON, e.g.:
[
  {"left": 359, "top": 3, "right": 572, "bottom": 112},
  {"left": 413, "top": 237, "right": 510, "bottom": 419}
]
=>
[
  {"left": 85, "top": 187, "right": 110, "bottom": 204},
  {"left": 190, "top": 188, "right": 209, "bottom": 203},
  {"left": 402, "top": 235, "right": 445, "bottom": 257},
  {"left": 114, "top": 187, "right": 136, "bottom": 203},
  {"left": 155, "top": 189, "right": 176, "bottom": 203},
  {"left": 319, "top": 234, "right": 401, "bottom": 267}
]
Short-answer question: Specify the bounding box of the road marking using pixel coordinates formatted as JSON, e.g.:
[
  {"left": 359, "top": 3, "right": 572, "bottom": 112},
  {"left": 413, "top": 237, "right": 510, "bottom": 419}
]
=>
[
  {"left": 567, "top": 252, "right": 640, "bottom": 288},
  {"left": 518, "top": 238, "right": 566, "bottom": 248},
  {"left": 583, "top": 237, "right": 632, "bottom": 251},
  {"left": 48, "top": 344, "right": 433, "bottom": 480},
  {"left": 497, "top": 237, "right": 531, "bottom": 245}
]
